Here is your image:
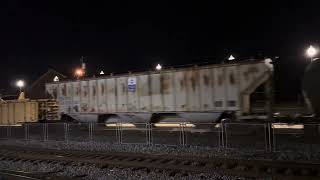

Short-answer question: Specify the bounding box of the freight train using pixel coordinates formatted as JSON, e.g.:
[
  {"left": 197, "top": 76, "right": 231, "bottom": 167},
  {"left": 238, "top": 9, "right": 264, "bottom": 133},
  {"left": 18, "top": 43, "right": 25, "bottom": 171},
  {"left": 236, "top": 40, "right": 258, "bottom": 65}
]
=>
[{"left": 44, "top": 58, "right": 275, "bottom": 124}]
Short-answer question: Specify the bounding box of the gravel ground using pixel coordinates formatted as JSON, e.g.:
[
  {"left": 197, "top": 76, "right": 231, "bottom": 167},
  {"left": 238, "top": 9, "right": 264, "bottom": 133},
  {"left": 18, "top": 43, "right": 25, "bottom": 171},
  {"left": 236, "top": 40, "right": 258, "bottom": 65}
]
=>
[
  {"left": 0, "top": 159, "right": 268, "bottom": 180},
  {"left": 0, "top": 139, "right": 312, "bottom": 179},
  {"left": 1, "top": 139, "right": 320, "bottom": 162},
  {"left": 0, "top": 139, "right": 270, "bottom": 160}
]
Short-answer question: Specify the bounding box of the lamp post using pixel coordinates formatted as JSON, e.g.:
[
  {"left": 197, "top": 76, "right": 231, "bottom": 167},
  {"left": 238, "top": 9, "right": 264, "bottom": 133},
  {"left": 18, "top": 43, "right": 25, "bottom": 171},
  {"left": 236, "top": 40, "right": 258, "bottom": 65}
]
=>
[
  {"left": 306, "top": 45, "right": 317, "bottom": 61},
  {"left": 16, "top": 80, "right": 25, "bottom": 93}
]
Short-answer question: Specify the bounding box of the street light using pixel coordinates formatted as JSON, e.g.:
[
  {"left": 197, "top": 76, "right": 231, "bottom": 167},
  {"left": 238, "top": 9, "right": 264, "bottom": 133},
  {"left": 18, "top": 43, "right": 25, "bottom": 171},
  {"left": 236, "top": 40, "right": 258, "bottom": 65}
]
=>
[
  {"left": 16, "top": 80, "right": 25, "bottom": 93},
  {"left": 156, "top": 64, "right": 162, "bottom": 71},
  {"left": 306, "top": 45, "right": 317, "bottom": 61}
]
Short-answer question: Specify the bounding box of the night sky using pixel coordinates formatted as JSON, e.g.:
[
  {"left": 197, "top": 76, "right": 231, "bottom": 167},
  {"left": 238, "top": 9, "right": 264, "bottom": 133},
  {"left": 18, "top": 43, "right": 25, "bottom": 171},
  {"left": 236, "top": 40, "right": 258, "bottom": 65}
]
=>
[{"left": 0, "top": 1, "right": 318, "bottom": 100}]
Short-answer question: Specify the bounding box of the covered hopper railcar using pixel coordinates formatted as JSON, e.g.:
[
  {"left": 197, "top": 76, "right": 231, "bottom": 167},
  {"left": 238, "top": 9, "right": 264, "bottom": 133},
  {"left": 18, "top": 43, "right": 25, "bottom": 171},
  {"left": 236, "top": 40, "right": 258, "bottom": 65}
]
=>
[{"left": 45, "top": 59, "right": 274, "bottom": 123}]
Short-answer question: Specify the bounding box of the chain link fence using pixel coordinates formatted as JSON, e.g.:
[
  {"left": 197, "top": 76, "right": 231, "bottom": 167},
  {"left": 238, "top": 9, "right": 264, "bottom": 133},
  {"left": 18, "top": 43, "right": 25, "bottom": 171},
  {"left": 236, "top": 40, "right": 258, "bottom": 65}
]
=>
[
  {"left": 1, "top": 122, "right": 319, "bottom": 153},
  {"left": 92, "top": 123, "right": 118, "bottom": 144},
  {"left": 0, "top": 126, "right": 8, "bottom": 139},
  {"left": 225, "top": 123, "right": 268, "bottom": 151},
  {"left": 184, "top": 123, "right": 221, "bottom": 147},
  {"left": 272, "top": 123, "right": 320, "bottom": 152}
]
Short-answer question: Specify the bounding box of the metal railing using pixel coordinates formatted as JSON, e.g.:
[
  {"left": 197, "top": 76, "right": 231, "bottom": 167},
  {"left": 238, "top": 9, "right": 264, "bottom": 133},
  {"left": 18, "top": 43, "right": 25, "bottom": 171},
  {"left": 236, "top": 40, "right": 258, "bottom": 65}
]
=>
[{"left": 1, "top": 122, "right": 318, "bottom": 153}]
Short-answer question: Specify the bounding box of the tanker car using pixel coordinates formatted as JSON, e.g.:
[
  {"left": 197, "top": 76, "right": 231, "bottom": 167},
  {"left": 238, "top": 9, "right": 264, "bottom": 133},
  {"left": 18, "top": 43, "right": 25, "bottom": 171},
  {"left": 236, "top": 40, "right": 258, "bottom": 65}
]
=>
[{"left": 45, "top": 59, "right": 274, "bottom": 124}]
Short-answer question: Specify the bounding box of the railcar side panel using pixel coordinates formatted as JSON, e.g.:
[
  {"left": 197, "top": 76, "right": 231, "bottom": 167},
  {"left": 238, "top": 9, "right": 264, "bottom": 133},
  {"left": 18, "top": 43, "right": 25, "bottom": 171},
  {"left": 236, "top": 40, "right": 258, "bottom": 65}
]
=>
[
  {"left": 72, "top": 81, "right": 81, "bottom": 113},
  {"left": 1, "top": 104, "right": 8, "bottom": 124},
  {"left": 199, "top": 68, "right": 214, "bottom": 111},
  {"left": 97, "top": 79, "right": 107, "bottom": 112},
  {"left": 80, "top": 81, "right": 89, "bottom": 112},
  {"left": 89, "top": 80, "right": 98, "bottom": 112},
  {"left": 8, "top": 103, "right": 14, "bottom": 124},
  {"left": 226, "top": 66, "right": 240, "bottom": 111},
  {"left": 186, "top": 69, "right": 201, "bottom": 111},
  {"left": 161, "top": 72, "right": 175, "bottom": 111},
  {"left": 213, "top": 67, "right": 226, "bottom": 110},
  {"left": 127, "top": 76, "right": 139, "bottom": 112},
  {"left": 174, "top": 71, "right": 188, "bottom": 111},
  {"left": 116, "top": 77, "right": 127, "bottom": 112},
  {"left": 151, "top": 74, "right": 162, "bottom": 111},
  {"left": 65, "top": 82, "right": 73, "bottom": 113},
  {"left": 58, "top": 83, "right": 67, "bottom": 114},
  {"left": 138, "top": 75, "right": 151, "bottom": 112},
  {"left": 14, "top": 102, "right": 24, "bottom": 122}
]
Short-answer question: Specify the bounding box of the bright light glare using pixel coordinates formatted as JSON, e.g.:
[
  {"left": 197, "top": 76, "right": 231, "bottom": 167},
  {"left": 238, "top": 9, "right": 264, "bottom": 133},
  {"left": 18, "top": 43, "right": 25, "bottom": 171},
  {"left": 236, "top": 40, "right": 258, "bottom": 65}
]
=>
[
  {"left": 156, "top": 64, "right": 162, "bottom": 71},
  {"left": 154, "top": 123, "right": 195, "bottom": 128},
  {"left": 16, "top": 80, "right": 25, "bottom": 88},
  {"left": 100, "top": 71, "right": 105, "bottom": 75},
  {"left": 272, "top": 124, "right": 304, "bottom": 129},
  {"left": 228, "top": 55, "right": 235, "bottom": 61},
  {"left": 105, "top": 123, "right": 135, "bottom": 128},
  {"left": 53, "top": 76, "right": 59, "bottom": 82},
  {"left": 75, "top": 68, "right": 84, "bottom": 77},
  {"left": 307, "top": 45, "right": 317, "bottom": 58}
]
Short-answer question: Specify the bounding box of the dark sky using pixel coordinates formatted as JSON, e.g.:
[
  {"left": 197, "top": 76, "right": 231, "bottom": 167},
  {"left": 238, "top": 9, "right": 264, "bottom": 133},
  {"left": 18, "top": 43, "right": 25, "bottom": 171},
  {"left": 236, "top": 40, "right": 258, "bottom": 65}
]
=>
[{"left": 0, "top": 0, "right": 319, "bottom": 99}]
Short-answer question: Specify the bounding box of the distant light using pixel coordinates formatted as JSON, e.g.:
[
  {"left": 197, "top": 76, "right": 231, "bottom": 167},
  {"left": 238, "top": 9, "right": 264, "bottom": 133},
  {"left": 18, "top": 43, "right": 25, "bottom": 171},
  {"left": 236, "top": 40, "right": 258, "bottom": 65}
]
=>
[
  {"left": 75, "top": 68, "right": 84, "bottom": 78},
  {"left": 153, "top": 123, "right": 195, "bottom": 128},
  {"left": 306, "top": 45, "right": 317, "bottom": 60},
  {"left": 53, "top": 76, "right": 59, "bottom": 82},
  {"left": 156, "top": 64, "right": 162, "bottom": 71},
  {"left": 105, "top": 123, "right": 135, "bottom": 128},
  {"left": 272, "top": 124, "right": 304, "bottom": 129},
  {"left": 228, "top": 55, "right": 235, "bottom": 61},
  {"left": 100, "top": 71, "right": 105, "bottom": 75},
  {"left": 16, "top": 80, "right": 25, "bottom": 88}
]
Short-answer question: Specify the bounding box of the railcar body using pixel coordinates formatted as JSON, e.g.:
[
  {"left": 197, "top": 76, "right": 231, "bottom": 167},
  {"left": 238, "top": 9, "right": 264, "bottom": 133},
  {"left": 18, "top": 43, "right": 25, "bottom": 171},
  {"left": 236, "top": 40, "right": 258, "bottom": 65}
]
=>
[{"left": 45, "top": 59, "right": 273, "bottom": 123}]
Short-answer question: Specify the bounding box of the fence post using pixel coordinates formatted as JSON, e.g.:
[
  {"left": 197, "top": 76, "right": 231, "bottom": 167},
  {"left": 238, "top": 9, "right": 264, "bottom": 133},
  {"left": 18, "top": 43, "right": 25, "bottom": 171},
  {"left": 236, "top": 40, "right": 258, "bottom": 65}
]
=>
[
  {"left": 149, "top": 124, "right": 152, "bottom": 145},
  {"left": 6, "top": 126, "right": 11, "bottom": 139},
  {"left": 183, "top": 123, "right": 186, "bottom": 146},
  {"left": 145, "top": 124, "right": 148, "bottom": 145},
  {"left": 64, "top": 123, "right": 68, "bottom": 143},
  {"left": 224, "top": 122, "right": 228, "bottom": 149},
  {"left": 117, "top": 123, "right": 122, "bottom": 144},
  {"left": 264, "top": 123, "right": 268, "bottom": 152},
  {"left": 271, "top": 122, "right": 275, "bottom": 152},
  {"left": 24, "top": 124, "right": 29, "bottom": 141},
  {"left": 91, "top": 123, "right": 94, "bottom": 141},
  {"left": 89, "top": 123, "right": 93, "bottom": 142},
  {"left": 145, "top": 123, "right": 152, "bottom": 145},
  {"left": 179, "top": 123, "right": 186, "bottom": 146},
  {"left": 116, "top": 124, "right": 119, "bottom": 144},
  {"left": 221, "top": 119, "right": 227, "bottom": 149},
  {"left": 43, "top": 123, "right": 47, "bottom": 142}
]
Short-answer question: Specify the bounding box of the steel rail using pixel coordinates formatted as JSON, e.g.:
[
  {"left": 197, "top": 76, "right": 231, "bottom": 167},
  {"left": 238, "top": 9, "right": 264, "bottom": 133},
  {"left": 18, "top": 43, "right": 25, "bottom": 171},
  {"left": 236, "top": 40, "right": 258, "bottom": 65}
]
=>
[{"left": 0, "top": 169, "right": 42, "bottom": 180}]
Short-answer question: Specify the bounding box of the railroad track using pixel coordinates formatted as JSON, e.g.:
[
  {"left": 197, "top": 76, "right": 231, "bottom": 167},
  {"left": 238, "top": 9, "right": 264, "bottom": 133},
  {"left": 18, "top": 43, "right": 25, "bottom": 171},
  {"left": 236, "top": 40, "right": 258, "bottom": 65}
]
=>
[
  {"left": 0, "top": 146, "right": 319, "bottom": 180},
  {"left": 0, "top": 169, "right": 42, "bottom": 180}
]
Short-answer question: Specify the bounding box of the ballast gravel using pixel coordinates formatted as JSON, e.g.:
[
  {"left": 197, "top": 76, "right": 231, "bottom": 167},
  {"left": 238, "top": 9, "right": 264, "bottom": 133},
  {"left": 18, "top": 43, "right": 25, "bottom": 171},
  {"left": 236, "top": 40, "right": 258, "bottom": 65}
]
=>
[
  {"left": 0, "top": 159, "right": 268, "bottom": 180},
  {"left": 0, "top": 139, "right": 313, "bottom": 179},
  {"left": 0, "top": 139, "right": 318, "bottom": 162}
]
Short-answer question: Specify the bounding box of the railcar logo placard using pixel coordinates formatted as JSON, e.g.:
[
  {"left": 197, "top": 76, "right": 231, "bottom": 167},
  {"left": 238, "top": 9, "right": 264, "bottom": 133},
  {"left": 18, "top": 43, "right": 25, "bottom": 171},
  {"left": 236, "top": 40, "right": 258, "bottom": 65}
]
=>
[{"left": 128, "top": 77, "right": 137, "bottom": 92}]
